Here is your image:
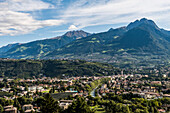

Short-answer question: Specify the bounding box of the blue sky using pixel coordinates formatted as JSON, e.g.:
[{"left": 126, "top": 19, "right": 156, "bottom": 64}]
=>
[{"left": 0, "top": 0, "right": 170, "bottom": 47}]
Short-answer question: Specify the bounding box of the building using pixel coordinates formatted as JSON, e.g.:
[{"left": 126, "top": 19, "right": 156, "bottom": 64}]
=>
[
  {"left": 59, "top": 103, "right": 70, "bottom": 110},
  {"left": 4, "top": 105, "right": 17, "bottom": 113},
  {"left": 101, "top": 84, "right": 107, "bottom": 89},
  {"left": 162, "top": 74, "right": 167, "bottom": 78},
  {"left": 59, "top": 100, "right": 73, "bottom": 110},
  {"left": 22, "top": 104, "right": 35, "bottom": 113},
  {"left": 151, "top": 81, "right": 162, "bottom": 85}
]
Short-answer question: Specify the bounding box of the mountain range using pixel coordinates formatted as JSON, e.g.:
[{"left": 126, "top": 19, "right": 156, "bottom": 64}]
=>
[
  {"left": 0, "top": 18, "right": 170, "bottom": 67},
  {"left": 0, "top": 43, "right": 21, "bottom": 54},
  {"left": 0, "top": 30, "right": 90, "bottom": 59}
]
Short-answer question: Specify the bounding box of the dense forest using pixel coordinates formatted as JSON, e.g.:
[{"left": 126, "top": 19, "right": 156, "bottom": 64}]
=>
[{"left": 0, "top": 59, "right": 120, "bottom": 78}]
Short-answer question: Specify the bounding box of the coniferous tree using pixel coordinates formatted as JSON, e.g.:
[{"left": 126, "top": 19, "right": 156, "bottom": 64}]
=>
[
  {"left": 41, "top": 93, "right": 61, "bottom": 113},
  {"left": 25, "top": 86, "right": 28, "bottom": 91},
  {"left": 143, "top": 108, "right": 149, "bottom": 113},
  {"left": 66, "top": 97, "right": 95, "bottom": 113},
  {"left": 0, "top": 105, "right": 3, "bottom": 113},
  {"left": 123, "top": 105, "right": 130, "bottom": 113},
  {"left": 151, "top": 107, "right": 154, "bottom": 113},
  {"left": 14, "top": 98, "right": 21, "bottom": 108}
]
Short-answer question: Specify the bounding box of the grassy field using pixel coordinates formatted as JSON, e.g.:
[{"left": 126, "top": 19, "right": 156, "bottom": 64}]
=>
[
  {"left": 41, "top": 90, "right": 50, "bottom": 93},
  {"left": 42, "top": 90, "right": 49, "bottom": 93},
  {"left": 95, "top": 111, "right": 105, "bottom": 113},
  {"left": 51, "top": 92, "right": 76, "bottom": 100},
  {"left": 95, "top": 107, "right": 106, "bottom": 113}
]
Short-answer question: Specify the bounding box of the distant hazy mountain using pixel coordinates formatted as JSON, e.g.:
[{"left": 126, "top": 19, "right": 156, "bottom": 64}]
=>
[
  {"left": 1, "top": 30, "right": 90, "bottom": 59},
  {"left": 0, "top": 43, "right": 20, "bottom": 54},
  {"left": 46, "top": 18, "right": 170, "bottom": 67}
]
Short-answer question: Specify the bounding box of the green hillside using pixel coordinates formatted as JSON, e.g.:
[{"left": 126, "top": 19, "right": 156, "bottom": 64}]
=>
[
  {"left": 46, "top": 18, "right": 170, "bottom": 67},
  {"left": 0, "top": 59, "right": 120, "bottom": 78},
  {"left": 1, "top": 18, "right": 170, "bottom": 68},
  {"left": 0, "top": 43, "right": 20, "bottom": 54},
  {"left": 1, "top": 30, "right": 90, "bottom": 59}
]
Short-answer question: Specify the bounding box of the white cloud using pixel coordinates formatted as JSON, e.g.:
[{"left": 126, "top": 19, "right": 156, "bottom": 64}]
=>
[
  {"left": 5, "top": 0, "right": 53, "bottom": 11},
  {"left": 68, "top": 25, "right": 78, "bottom": 30},
  {"left": 0, "top": 0, "right": 64, "bottom": 36},
  {"left": 1, "top": 0, "right": 170, "bottom": 37},
  {"left": 0, "top": 10, "right": 64, "bottom": 36},
  {"left": 61, "top": 0, "right": 170, "bottom": 30}
]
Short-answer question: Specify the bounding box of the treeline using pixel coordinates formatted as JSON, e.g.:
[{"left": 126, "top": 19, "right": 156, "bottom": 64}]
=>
[
  {"left": 100, "top": 93, "right": 170, "bottom": 113},
  {"left": 1, "top": 92, "right": 169, "bottom": 113},
  {"left": 0, "top": 59, "right": 42, "bottom": 78},
  {"left": 0, "top": 59, "right": 120, "bottom": 78}
]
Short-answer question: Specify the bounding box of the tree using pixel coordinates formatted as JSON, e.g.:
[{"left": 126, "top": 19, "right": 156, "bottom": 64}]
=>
[
  {"left": 154, "top": 107, "right": 159, "bottom": 113},
  {"left": 25, "top": 86, "right": 28, "bottom": 91},
  {"left": 151, "top": 107, "right": 154, "bottom": 113},
  {"left": 14, "top": 98, "right": 21, "bottom": 108},
  {"left": 66, "top": 97, "right": 94, "bottom": 113},
  {"left": 123, "top": 106, "right": 130, "bottom": 113},
  {"left": 115, "top": 103, "right": 123, "bottom": 112},
  {"left": 143, "top": 108, "right": 149, "bottom": 113},
  {"left": 40, "top": 93, "right": 60, "bottom": 113},
  {"left": 6, "top": 99, "right": 14, "bottom": 106},
  {"left": 0, "top": 104, "right": 3, "bottom": 113},
  {"left": 0, "top": 98, "right": 6, "bottom": 106},
  {"left": 3, "top": 78, "right": 8, "bottom": 83},
  {"left": 105, "top": 100, "right": 132, "bottom": 113},
  {"left": 34, "top": 97, "right": 44, "bottom": 107},
  {"left": 52, "top": 86, "right": 55, "bottom": 93},
  {"left": 134, "top": 109, "right": 141, "bottom": 113}
]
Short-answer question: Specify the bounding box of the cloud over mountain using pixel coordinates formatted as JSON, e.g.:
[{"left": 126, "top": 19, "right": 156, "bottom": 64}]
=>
[
  {"left": 1, "top": 0, "right": 170, "bottom": 47},
  {"left": 0, "top": 0, "right": 64, "bottom": 36},
  {"left": 61, "top": 0, "right": 170, "bottom": 30}
]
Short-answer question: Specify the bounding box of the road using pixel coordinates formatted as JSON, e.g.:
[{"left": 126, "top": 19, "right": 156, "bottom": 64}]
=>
[
  {"left": 90, "top": 85, "right": 102, "bottom": 98},
  {"left": 90, "top": 86, "right": 98, "bottom": 97},
  {"left": 97, "top": 88, "right": 102, "bottom": 98}
]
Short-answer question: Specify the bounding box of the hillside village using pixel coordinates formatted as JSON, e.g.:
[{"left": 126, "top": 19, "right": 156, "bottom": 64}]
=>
[
  {"left": 1, "top": 0, "right": 170, "bottom": 113},
  {"left": 0, "top": 72, "right": 169, "bottom": 113}
]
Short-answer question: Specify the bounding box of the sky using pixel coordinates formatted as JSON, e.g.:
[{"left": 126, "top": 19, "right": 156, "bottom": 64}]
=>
[{"left": 1, "top": 0, "right": 170, "bottom": 47}]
